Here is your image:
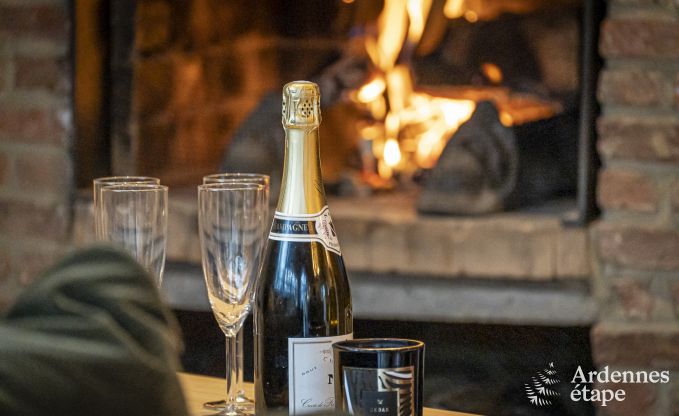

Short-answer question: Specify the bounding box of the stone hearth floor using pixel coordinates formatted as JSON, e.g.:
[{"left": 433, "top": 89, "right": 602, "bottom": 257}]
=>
[{"left": 74, "top": 189, "right": 595, "bottom": 325}]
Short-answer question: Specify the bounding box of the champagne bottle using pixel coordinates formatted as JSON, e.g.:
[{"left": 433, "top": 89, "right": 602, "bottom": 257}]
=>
[{"left": 254, "top": 81, "right": 353, "bottom": 415}]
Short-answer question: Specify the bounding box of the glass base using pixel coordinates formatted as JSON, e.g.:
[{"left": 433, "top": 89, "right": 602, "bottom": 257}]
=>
[{"left": 203, "top": 394, "right": 254, "bottom": 415}]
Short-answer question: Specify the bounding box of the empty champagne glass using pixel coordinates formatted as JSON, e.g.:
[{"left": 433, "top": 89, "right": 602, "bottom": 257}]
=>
[
  {"left": 198, "top": 183, "right": 267, "bottom": 416},
  {"left": 203, "top": 173, "right": 270, "bottom": 411},
  {"left": 93, "top": 176, "right": 160, "bottom": 239},
  {"left": 98, "top": 183, "right": 168, "bottom": 286}
]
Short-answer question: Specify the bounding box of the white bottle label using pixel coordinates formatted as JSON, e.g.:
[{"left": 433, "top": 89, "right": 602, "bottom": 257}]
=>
[
  {"left": 288, "top": 333, "right": 353, "bottom": 414},
  {"left": 269, "top": 206, "right": 342, "bottom": 256}
]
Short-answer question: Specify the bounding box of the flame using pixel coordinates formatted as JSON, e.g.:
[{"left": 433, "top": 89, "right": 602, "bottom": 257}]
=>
[
  {"left": 357, "top": 0, "right": 480, "bottom": 180},
  {"left": 464, "top": 10, "right": 478, "bottom": 22},
  {"left": 416, "top": 126, "right": 447, "bottom": 168},
  {"left": 368, "top": 96, "right": 387, "bottom": 119},
  {"left": 366, "top": 0, "right": 408, "bottom": 71},
  {"left": 439, "top": 99, "right": 475, "bottom": 128},
  {"left": 481, "top": 63, "right": 503, "bottom": 84},
  {"left": 407, "top": 0, "right": 432, "bottom": 43},
  {"left": 385, "top": 112, "right": 400, "bottom": 138},
  {"left": 357, "top": 77, "right": 386, "bottom": 103},
  {"left": 386, "top": 66, "right": 413, "bottom": 112},
  {"left": 443, "top": 0, "right": 465, "bottom": 19},
  {"left": 414, "top": 96, "right": 475, "bottom": 167},
  {"left": 500, "top": 112, "right": 513, "bottom": 126},
  {"left": 384, "top": 139, "right": 402, "bottom": 167}
]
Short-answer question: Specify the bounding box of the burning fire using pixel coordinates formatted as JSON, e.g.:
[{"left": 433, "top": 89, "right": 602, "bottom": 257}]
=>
[
  {"left": 351, "top": 0, "right": 560, "bottom": 182},
  {"left": 354, "top": 0, "right": 477, "bottom": 180},
  {"left": 444, "top": 0, "right": 479, "bottom": 22}
]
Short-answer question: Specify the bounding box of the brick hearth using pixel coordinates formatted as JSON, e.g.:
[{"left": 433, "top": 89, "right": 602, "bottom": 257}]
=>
[
  {"left": 74, "top": 191, "right": 590, "bottom": 281},
  {"left": 73, "top": 190, "right": 596, "bottom": 325}
]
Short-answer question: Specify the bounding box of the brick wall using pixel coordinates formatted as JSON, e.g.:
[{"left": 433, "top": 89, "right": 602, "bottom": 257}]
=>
[
  {"left": 592, "top": 0, "right": 679, "bottom": 414},
  {"left": 129, "top": 0, "right": 345, "bottom": 185},
  {"left": 0, "top": 0, "right": 74, "bottom": 310}
]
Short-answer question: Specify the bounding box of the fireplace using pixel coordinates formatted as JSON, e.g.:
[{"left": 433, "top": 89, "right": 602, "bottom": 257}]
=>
[{"left": 70, "top": 1, "right": 603, "bottom": 414}]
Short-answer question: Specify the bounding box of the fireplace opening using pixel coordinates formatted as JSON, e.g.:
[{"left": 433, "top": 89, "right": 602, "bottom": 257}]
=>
[
  {"left": 75, "top": 0, "right": 602, "bottom": 223},
  {"left": 217, "top": 0, "right": 602, "bottom": 222}
]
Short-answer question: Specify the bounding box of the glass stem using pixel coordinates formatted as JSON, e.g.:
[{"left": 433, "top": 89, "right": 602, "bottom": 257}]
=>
[
  {"left": 225, "top": 335, "right": 238, "bottom": 412},
  {"left": 236, "top": 328, "right": 245, "bottom": 398}
]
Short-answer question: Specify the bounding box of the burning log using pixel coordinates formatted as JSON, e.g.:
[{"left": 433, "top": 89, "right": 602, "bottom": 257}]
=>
[
  {"left": 417, "top": 101, "right": 577, "bottom": 215},
  {"left": 417, "top": 101, "right": 517, "bottom": 215}
]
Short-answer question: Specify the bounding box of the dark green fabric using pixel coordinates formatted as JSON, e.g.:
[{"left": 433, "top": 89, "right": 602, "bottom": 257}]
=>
[{"left": 0, "top": 246, "right": 189, "bottom": 416}]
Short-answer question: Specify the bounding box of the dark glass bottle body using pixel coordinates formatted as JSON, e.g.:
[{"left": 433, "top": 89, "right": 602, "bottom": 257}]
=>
[{"left": 254, "top": 239, "right": 352, "bottom": 413}]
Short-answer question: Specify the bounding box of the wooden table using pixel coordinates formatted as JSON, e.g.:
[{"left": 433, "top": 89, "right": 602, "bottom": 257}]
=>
[{"left": 178, "top": 372, "right": 477, "bottom": 416}]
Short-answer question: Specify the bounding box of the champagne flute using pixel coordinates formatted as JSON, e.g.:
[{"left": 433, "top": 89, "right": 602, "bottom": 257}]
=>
[
  {"left": 98, "top": 183, "right": 168, "bottom": 286},
  {"left": 203, "top": 174, "right": 270, "bottom": 411},
  {"left": 198, "top": 183, "right": 267, "bottom": 415},
  {"left": 93, "top": 176, "right": 160, "bottom": 240}
]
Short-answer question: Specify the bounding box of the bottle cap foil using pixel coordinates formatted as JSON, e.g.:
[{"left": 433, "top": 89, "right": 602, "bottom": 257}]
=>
[{"left": 282, "top": 81, "right": 321, "bottom": 128}]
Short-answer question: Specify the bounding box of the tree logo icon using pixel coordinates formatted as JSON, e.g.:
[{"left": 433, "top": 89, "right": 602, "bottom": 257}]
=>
[{"left": 525, "top": 362, "right": 561, "bottom": 406}]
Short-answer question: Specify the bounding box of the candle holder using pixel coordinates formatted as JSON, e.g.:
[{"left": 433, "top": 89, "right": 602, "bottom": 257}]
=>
[{"left": 333, "top": 338, "right": 425, "bottom": 416}]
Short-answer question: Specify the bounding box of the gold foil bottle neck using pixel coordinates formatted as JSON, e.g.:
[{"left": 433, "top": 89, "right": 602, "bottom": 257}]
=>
[{"left": 282, "top": 80, "right": 321, "bottom": 128}]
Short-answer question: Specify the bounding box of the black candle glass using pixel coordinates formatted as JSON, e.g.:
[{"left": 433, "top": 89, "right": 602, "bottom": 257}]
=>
[{"left": 333, "top": 339, "right": 425, "bottom": 416}]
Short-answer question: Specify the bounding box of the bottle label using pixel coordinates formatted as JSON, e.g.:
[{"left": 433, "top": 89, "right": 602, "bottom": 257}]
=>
[
  {"left": 288, "top": 333, "right": 353, "bottom": 415},
  {"left": 269, "top": 206, "right": 342, "bottom": 255},
  {"left": 341, "top": 366, "right": 415, "bottom": 416}
]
